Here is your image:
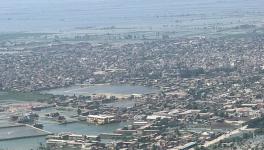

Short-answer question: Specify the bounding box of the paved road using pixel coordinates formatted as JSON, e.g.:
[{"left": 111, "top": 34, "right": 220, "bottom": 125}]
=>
[{"left": 203, "top": 125, "right": 248, "bottom": 147}]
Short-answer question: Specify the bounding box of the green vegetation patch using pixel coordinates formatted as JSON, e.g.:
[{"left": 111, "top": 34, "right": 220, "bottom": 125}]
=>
[{"left": 247, "top": 116, "right": 264, "bottom": 128}]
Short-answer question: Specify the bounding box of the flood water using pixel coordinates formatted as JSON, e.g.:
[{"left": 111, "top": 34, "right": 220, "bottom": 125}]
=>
[
  {"left": 1, "top": 0, "right": 264, "bottom": 149},
  {"left": 0, "top": 121, "right": 128, "bottom": 150},
  {"left": 42, "top": 84, "right": 158, "bottom": 97},
  {"left": 0, "top": 137, "right": 46, "bottom": 150},
  {"left": 0, "top": 0, "right": 264, "bottom": 33},
  {"left": 0, "top": 106, "right": 128, "bottom": 150}
]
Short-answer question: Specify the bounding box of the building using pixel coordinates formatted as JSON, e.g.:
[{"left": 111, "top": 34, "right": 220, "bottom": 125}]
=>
[{"left": 87, "top": 115, "right": 117, "bottom": 125}]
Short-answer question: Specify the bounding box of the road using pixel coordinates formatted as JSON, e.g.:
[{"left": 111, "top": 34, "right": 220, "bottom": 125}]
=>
[{"left": 203, "top": 125, "right": 248, "bottom": 147}]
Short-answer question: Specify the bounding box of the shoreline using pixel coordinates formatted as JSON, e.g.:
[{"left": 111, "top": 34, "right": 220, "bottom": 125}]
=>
[{"left": 41, "top": 84, "right": 159, "bottom": 98}]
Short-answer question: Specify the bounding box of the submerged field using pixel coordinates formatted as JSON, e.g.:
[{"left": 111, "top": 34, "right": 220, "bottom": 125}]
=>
[
  {"left": 0, "top": 91, "right": 52, "bottom": 102},
  {"left": 1, "top": 0, "right": 264, "bottom": 34},
  {"left": 42, "top": 84, "right": 158, "bottom": 98}
]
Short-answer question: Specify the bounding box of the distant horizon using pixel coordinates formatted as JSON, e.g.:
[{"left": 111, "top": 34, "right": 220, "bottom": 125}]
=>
[{"left": 1, "top": 0, "right": 263, "bottom": 33}]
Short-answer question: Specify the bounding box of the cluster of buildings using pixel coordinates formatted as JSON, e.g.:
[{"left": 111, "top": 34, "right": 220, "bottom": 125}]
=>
[
  {"left": 37, "top": 85, "right": 264, "bottom": 149},
  {"left": 0, "top": 33, "right": 264, "bottom": 93},
  {"left": 46, "top": 133, "right": 103, "bottom": 150},
  {"left": 2, "top": 32, "right": 264, "bottom": 149}
]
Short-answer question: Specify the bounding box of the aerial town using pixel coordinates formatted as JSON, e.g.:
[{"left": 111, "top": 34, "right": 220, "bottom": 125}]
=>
[
  {"left": 1, "top": 0, "right": 264, "bottom": 149},
  {"left": 1, "top": 26, "right": 264, "bottom": 150}
]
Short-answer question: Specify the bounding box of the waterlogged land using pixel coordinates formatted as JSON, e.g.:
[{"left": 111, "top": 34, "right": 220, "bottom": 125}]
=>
[
  {"left": 1, "top": 0, "right": 264, "bottom": 150},
  {"left": 42, "top": 84, "right": 158, "bottom": 98},
  {"left": 0, "top": 0, "right": 264, "bottom": 42},
  {"left": 0, "top": 101, "right": 129, "bottom": 150},
  {"left": 0, "top": 91, "right": 52, "bottom": 102},
  {"left": 1, "top": 0, "right": 264, "bottom": 32},
  {"left": 0, "top": 122, "right": 128, "bottom": 150},
  {"left": 0, "top": 137, "right": 45, "bottom": 150}
]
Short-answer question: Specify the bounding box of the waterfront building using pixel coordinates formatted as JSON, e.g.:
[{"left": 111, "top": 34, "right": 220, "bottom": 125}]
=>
[{"left": 87, "top": 115, "right": 117, "bottom": 125}]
